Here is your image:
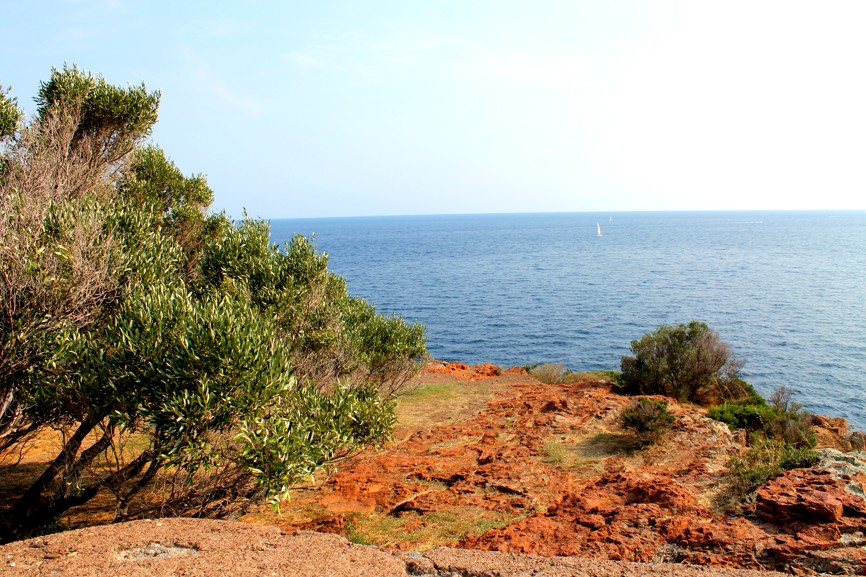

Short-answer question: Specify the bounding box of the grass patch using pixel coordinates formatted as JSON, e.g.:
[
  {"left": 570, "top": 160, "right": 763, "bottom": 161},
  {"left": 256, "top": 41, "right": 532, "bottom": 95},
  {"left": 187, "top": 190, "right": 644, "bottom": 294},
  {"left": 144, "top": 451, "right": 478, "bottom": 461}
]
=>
[
  {"left": 717, "top": 437, "right": 819, "bottom": 509},
  {"left": 536, "top": 431, "right": 638, "bottom": 472},
  {"left": 430, "top": 435, "right": 483, "bottom": 451},
  {"left": 529, "top": 363, "right": 567, "bottom": 384},
  {"left": 395, "top": 379, "right": 504, "bottom": 436},
  {"left": 344, "top": 506, "right": 521, "bottom": 550},
  {"left": 540, "top": 440, "right": 568, "bottom": 466},
  {"left": 565, "top": 370, "right": 620, "bottom": 384},
  {"left": 527, "top": 364, "right": 620, "bottom": 385},
  {"left": 576, "top": 432, "right": 637, "bottom": 457},
  {"left": 401, "top": 382, "right": 462, "bottom": 401}
]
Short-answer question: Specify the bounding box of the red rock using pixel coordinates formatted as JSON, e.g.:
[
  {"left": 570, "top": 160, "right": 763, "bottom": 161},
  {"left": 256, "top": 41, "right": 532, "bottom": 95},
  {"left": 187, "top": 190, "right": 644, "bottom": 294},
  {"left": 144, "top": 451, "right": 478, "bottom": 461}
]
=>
[
  {"left": 811, "top": 415, "right": 850, "bottom": 450},
  {"left": 272, "top": 371, "right": 866, "bottom": 574},
  {"left": 756, "top": 468, "right": 864, "bottom": 523}
]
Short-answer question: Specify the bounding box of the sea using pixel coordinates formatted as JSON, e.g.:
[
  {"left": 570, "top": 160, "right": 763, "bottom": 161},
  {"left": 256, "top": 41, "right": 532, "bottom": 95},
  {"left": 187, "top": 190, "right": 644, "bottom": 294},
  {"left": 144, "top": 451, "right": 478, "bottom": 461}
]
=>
[{"left": 269, "top": 211, "right": 866, "bottom": 430}]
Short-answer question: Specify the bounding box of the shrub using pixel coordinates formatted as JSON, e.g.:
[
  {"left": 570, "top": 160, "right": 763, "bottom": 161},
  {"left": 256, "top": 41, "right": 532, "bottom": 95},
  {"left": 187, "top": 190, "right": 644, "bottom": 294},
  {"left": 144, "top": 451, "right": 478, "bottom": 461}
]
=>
[
  {"left": 0, "top": 68, "right": 427, "bottom": 541},
  {"left": 707, "top": 402, "right": 775, "bottom": 432},
  {"left": 620, "top": 397, "right": 676, "bottom": 447},
  {"left": 713, "top": 386, "right": 819, "bottom": 507},
  {"left": 708, "top": 386, "right": 816, "bottom": 449},
  {"left": 198, "top": 223, "right": 426, "bottom": 395},
  {"left": 726, "top": 438, "right": 820, "bottom": 501},
  {"left": 619, "top": 321, "right": 747, "bottom": 404},
  {"left": 530, "top": 363, "right": 567, "bottom": 384}
]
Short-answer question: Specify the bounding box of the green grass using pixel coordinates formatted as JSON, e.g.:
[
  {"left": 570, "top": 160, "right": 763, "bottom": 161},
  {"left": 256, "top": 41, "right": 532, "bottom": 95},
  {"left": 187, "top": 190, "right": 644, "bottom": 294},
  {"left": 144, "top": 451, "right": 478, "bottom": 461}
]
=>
[
  {"left": 540, "top": 440, "right": 568, "bottom": 466},
  {"left": 401, "top": 382, "right": 461, "bottom": 401},
  {"left": 344, "top": 506, "right": 522, "bottom": 550}
]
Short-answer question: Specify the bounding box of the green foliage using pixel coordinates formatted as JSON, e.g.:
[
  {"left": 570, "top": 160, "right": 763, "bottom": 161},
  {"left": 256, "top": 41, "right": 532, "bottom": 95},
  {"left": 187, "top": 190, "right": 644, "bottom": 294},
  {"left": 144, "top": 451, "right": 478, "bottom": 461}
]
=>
[
  {"left": 0, "top": 86, "right": 20, "bottom": 139},
  {"left": 620, "top": 397, "right": 676, "bottom": 446},
  {"left": 619, "top": 321, "right": 747, "bottom": 404},
  {"left": 0, "top": 67, "right": 427, "bottom": 540},
  {"left": 199, "top": 221, "right": 426, "bottom": 393},
  {"left": 343, "top": 297, "right": 427, "bottom": 393},
  {"left": 236, "top": 382, "right": 395, "bottom": 503},
  {"left": 117, "top": 146, "right": 214, "bottom": 259},
  {"left": 711, "top": 386, "right": 818, "bottom": 508},
  {"left": 707, "top": 402, "right": 775, "bottom": 432},
  {"left": 726, "top": 438, "right": 820, "bottom": 500},
  {"left": 35, "top": 65, "right": 159, "bottom": 146},
  {"left": 708, "top": 386, "right": 816, "bottom": 449}
]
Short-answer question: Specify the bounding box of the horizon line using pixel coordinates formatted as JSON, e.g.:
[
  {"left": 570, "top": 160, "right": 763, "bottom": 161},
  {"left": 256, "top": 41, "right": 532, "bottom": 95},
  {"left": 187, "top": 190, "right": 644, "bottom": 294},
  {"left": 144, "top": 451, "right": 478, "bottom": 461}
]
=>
[{"left": 253, "top": 207, "right": 866, "bottom": 221}]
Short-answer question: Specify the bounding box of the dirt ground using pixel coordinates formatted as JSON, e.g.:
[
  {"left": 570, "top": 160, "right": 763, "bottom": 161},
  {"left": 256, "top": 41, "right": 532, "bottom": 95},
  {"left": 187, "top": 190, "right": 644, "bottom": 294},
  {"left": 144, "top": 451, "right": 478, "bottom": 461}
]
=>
[
  {"left": 2, "top": 362, "right": 864, "bottom": 575},
  {"left": 0, "top": 517, "right": 796, "bottom": 577}
]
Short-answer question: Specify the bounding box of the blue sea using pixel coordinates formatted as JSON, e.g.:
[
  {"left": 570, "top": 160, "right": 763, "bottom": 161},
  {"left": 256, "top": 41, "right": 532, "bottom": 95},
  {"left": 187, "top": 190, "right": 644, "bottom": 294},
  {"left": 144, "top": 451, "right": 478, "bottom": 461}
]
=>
[{"left": 270, "top": 211, "right": 866, "bottom": 430}]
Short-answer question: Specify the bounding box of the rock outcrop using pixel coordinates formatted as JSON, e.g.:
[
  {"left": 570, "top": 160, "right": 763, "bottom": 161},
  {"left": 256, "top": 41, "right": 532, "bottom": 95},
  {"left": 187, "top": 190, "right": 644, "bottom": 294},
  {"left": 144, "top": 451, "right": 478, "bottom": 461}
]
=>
[
  {"left": 6, "top": 362, "right": 866, "bottom": 575},
  {"left": 271, "top": 363, "right": 866, "bottom": 574}
]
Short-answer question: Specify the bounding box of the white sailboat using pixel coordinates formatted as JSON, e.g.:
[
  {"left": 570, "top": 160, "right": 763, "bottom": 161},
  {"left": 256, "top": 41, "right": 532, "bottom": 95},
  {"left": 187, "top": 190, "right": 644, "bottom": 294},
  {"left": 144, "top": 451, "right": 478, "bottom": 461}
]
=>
[{"left": 596, "top": 223, "right": 602, "bottom": 237}]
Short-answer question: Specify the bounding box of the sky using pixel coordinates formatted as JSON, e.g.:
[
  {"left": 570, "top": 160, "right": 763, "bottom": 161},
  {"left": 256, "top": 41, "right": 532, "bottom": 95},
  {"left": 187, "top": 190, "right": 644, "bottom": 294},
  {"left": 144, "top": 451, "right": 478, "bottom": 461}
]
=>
[{"left": 3, "top": 1, "right": 865, "bottom": 218}]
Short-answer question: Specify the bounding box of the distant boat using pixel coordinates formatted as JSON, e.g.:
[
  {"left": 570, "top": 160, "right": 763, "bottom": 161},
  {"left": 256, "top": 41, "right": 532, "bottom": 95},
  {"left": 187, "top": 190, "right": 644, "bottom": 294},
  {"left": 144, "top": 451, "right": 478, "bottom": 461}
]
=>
[
  {"left": 596, "top": 223, "right": 602, "bottom": 237},
  {"left": 609, "top": 216, "right": 612, "bottom": 222}
]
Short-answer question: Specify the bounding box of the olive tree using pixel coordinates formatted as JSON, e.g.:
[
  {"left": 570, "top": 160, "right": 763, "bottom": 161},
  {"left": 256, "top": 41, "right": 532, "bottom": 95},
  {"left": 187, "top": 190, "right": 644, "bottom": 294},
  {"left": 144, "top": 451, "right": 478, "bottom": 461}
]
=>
[
  {"left": 0, "top": 66, "right": 158, "bottom": 444},
  {"left": 199, "top": 218, "right": 427, "bottom": 394},
  {"left": 0, "top": 67, "right": 426, "bottom": 541}
]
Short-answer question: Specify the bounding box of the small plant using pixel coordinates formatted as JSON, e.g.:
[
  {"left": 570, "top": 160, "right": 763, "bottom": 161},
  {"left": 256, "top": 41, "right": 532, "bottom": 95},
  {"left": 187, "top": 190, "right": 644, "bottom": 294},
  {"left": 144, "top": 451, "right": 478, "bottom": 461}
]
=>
[
  {"left": 530, "top": 363, "right": 567, "bottom": 384},
  {"left": 724, "top": 438, "right": 820, "bottom": 504},
  {"left": 707, "top": 402, "right": 775, "bottom": 432},
  {"left": 620, "top": 397, "right": 676, "bottom": 447},
  {"left": 712, "top": 386, "right": 820, "bottom": 509},
  {"left": 708, "top": 386, "right": 816, "bottom": 449},
  {"left": 540, "top": 440, "right": 568, "bottom": 466}
]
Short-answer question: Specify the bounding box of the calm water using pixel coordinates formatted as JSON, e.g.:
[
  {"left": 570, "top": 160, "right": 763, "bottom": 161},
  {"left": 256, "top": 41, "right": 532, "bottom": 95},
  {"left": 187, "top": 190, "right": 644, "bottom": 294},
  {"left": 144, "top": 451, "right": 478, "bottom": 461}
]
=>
[{"left": 270, "top": 211, "right": 866, "bottom": 430}]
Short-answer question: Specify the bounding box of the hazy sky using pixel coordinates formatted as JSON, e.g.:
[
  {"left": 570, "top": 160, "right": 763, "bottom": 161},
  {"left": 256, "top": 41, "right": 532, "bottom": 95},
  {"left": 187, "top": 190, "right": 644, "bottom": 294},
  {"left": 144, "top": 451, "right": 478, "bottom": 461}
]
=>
[{"left": 4, "top": 1, "right": 865, "bottom": 218}]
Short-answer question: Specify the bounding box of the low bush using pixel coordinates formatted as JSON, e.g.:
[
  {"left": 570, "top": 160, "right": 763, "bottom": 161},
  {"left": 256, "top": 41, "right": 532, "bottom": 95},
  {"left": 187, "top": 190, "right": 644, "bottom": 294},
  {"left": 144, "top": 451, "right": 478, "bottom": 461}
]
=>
[
  {"left": 708, "top": 386, "right": 816, "bottom": 449},
  {"left": 712, "top": 386, "right": 819, "bottom": 508},
  {"left": 707, "top": 402, "right": 775, "bottom": 432},
  {"left": 725, "top": 438, "right": 820, "bottom": 501},
  {"left": 530, "top": 363, "right": 566, "bottom": 384},
  {"left": 620, "top": 397, "right": 676, "bottom": 447}
]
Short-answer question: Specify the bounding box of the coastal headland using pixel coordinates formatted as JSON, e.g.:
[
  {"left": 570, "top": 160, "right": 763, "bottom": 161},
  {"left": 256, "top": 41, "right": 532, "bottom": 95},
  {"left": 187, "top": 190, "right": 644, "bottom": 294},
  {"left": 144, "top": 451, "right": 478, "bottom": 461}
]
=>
[{"left": 4, "top": 361, "right": 865, "bottom": 575}]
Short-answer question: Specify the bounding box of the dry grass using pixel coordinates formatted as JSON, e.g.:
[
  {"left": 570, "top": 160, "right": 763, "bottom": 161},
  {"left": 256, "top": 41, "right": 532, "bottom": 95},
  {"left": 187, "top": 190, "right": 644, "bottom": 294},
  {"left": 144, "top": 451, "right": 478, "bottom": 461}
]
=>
[
  {"left": 529, "top": 363, "right": 566, "bottom": 384},
  {"left": 535, "top": 430, "right": 639, "bottom": 476},
  {"left": 345, "top": 506, "right": 522, "bottom": 550},
  {"left": 564, "top": 370, "right": 618, "bottom": 384},
  {"left": 539, "top": 440, "right": 569, "bottom": 466},
  {"left": 395, "top": 378, "right": 509, "bottom": 438}
]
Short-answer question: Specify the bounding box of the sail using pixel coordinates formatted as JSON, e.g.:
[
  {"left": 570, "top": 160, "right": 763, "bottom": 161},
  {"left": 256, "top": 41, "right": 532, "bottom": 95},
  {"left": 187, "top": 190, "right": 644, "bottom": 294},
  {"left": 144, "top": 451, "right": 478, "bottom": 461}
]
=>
[{"left": 596, "top": 223, "right": 602, "bottom": 237}]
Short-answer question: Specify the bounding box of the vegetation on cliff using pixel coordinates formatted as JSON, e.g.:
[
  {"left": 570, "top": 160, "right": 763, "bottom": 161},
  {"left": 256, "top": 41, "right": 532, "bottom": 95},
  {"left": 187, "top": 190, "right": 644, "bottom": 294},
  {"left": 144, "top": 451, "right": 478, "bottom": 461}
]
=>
[
  {"left": 618, "top": 321, "right": 751, "bottom": 404},
  {"left": 617, "top": 321, "right": 820, "bottom": 504},
  {"left": 0, "top": 66, "right": 426, "bottom": 540},
  {"left": 619, "top": 397, "right": 676, "bottom": 447}
]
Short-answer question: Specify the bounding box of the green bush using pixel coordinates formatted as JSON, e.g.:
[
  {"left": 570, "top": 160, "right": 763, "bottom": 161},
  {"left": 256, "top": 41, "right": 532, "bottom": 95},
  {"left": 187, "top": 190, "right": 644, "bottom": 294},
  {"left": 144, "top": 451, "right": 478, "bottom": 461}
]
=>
[
  {"left": 620, "top": 397, "right": 676, "bottom": 447},
  {"left": 619, "top": 321, "right": 748, "bottom": 404},
  {"left": 0, "top": 67, "right": 427, "bottom": 541},
  {"left": 199, "top": 222, "right": 426, "bottom": 395},
  {"left": 726, "top": 438, "right": 820, "bottom": 500},
  {"left": 712, "top": 386, "right": 819, "bottom": 508},
  {"left": 707, "top": 402, "right": 775, "bottom": 432},
  {"left": 708, "top": 386, "right": 815, "bottom": 449}
]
